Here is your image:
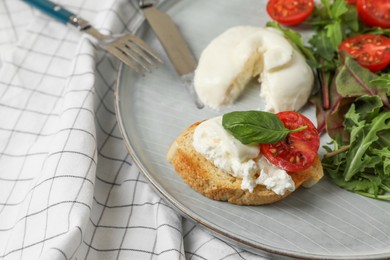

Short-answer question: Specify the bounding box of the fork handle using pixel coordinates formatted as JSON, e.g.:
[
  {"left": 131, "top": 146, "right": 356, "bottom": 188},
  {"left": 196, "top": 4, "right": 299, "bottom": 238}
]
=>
[{"left": 22, "top": 0, "right": 75, "bottom": 24}]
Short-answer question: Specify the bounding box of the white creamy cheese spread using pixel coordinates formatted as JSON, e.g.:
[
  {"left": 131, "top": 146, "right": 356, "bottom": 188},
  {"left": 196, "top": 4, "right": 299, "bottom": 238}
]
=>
[
  {"left": 194, "top": 26, "right": 314, "bottom": 112},
  {"left": 193, "top": 116, "right": 295, "bottom": 195},
  {"left": 256, "top": 156, "right": 295, "bottom": 195}
]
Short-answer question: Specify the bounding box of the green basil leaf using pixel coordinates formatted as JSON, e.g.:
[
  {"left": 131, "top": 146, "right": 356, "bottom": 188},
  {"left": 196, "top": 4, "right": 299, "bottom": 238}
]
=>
[{"left": 222, "top": 111, "right": 296, "bottom": 145}]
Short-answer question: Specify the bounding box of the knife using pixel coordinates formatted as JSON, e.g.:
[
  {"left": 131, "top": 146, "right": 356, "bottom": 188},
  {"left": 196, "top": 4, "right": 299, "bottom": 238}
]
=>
[{"left": 139, "top": 1, "right": 204, "bottom": 109}]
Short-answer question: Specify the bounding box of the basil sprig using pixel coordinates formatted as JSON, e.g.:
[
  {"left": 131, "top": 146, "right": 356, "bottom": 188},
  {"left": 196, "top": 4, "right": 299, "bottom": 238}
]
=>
[{"left": 222, "top": 111, "right": 306, "bottom": 145}]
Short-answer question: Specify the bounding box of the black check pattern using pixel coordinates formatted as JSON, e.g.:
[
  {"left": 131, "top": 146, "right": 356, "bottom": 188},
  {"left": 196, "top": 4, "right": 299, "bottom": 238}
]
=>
[{"left": 0, "top": 0, "right": 267, "bottom": 259}]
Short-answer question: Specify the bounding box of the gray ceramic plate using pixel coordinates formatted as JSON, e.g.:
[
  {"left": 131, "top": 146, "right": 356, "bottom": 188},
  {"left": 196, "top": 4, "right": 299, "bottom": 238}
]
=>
[{"left": 115, "top": 0, "right": 390, "bottom": 259}]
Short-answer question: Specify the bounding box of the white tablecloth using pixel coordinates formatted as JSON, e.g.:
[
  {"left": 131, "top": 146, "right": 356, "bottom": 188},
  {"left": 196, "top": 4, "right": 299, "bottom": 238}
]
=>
[{"left": 0, "top": 0, "right": 269, "bottom": 259}]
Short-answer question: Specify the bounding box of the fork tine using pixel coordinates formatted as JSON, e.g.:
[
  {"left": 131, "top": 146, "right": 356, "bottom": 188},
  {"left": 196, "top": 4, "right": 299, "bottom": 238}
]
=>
[
  {"left": 105, "top": 45, "right": 144, "bottom": 74},
  {"left": 120, "top": 43, "right": 153, "bottom": 72},
  {"left": 127, "top": 35, "right": 164, "bottom": 63},
  {"left": 126, "top": 41, "right": 155, "bottom": 66}
]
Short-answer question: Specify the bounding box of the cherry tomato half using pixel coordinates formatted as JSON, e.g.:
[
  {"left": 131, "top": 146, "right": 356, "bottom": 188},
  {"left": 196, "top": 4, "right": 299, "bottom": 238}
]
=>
[
  {"left": 260, "top": 111, "right": 319, "bottom": 173},
  {"left": 339, "top": 34, "right": 390, "bottom": 72},
  {"left": 356, "top": 0, "right": 390, "bottom": 28},
  {"left": 266, "top": 0, "right": 315, "bottom": 26}
]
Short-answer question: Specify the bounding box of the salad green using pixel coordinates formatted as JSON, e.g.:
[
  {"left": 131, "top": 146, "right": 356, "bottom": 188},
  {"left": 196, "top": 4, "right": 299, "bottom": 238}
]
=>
[
  {"left": 322, "top": 95, "right": 390, "bottom": 199},
  {"left": 267, "top": 0, "right": 390, "bottom": 200}
]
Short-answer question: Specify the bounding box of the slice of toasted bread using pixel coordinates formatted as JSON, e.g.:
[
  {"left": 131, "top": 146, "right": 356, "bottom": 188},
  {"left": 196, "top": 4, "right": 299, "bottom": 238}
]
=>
[{"left": 167, "top": 122, "right": 323, "bottom": 205}]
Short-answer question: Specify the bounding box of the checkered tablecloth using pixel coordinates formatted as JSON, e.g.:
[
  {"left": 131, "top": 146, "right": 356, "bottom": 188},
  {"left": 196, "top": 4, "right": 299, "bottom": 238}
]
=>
[{"left": 0, "top": 0, "right": 269, "bottom": 259}]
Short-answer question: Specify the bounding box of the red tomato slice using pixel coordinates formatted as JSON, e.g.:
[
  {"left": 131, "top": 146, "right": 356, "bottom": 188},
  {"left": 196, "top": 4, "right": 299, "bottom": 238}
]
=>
[
  {"left": 266, "top": 0, "right": 315, "bottom": 26},
  {"left": 356, "top": 0, "right": 390, "bottom": 28},
  {"left": 339, "top": 34, "right": 390, "bottom": 72},
  {"left": 260, "top": 111, "right": 319, "bottom": 173}
]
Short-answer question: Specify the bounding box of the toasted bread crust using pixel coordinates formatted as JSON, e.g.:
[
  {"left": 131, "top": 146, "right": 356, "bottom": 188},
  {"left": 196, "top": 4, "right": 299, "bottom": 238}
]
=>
[{"left": 167, "top": 122, "right": 323, "bottom": 205}]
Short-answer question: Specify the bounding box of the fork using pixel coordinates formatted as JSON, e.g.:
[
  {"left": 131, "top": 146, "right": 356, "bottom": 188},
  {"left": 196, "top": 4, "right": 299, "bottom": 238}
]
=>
[{"left": 22, "top": 0, "right": 163, "bottom": 74}]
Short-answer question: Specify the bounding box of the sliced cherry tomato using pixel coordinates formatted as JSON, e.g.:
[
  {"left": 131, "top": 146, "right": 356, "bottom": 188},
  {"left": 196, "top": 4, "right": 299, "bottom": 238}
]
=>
[
  {"left": 356, "top": 0, "right": 390, "bottom": 28},
  {"left": 260, "top": 111, "right": 319, "bottom": 173},
  {"left": 266, "top": 0, "right": 314, "bottom": 26},
  {"left": 339, "top": 34, "right": 390, "bottom": 72}
]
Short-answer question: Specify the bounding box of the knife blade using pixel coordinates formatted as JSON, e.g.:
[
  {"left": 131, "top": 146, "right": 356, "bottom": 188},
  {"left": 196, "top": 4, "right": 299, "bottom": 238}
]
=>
[{"left": 140, "top": 2, "right": 204, "bottom": 109}]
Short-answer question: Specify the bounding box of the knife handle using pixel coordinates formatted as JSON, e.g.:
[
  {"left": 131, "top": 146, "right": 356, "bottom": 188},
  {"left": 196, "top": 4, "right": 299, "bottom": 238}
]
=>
[
  {"left": 138, "top": 0, "right": 154, "bottom": 9},
  {"left": 22, "top": 0, "right": 74, "bottom": 24}
]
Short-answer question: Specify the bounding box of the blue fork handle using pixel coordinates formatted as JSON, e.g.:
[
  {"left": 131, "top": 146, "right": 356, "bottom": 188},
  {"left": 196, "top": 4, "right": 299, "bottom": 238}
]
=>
[{"left": 22, "top": 0, "right": 74, "bottom": 24}]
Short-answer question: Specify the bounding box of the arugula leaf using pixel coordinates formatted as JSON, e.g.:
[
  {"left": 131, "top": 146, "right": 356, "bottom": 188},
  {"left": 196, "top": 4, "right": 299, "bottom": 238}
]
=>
[
  {"left": 323, "top": 96, "right": 390, "bottom": 200},
  {"left": 347, "top": 95, "right": 382, "bottom": 125},
  {"left": 304, "top": 0, "right": 361, "bottom": 74},
  {"left": 343, "top": 108, "right": 390, "bottom": 181},
  {"left": 326, "top": 20, "right": 343, "bottom": 49},
  {"left": 371, "top": 147, "right": 390, "bottom": 175},
  {"left": 329, "top": 0, "right": 349, "bottom": 19},
  {"left": 363, "top": 27, "right": 390, "bottom": 37},
  {"left": 341, "top": 4, "right": 359, "bottom": 32},
  {"left": 324, "top": 1, "right": 349, "bottom": 48},
  {"left": 324, "top": 57, "right": 390, "bottom": 141},
  {"left": 309, "top": 30, "right": 337, "bottom": 63},
  {"left": 370, "top": 74, "right": 390, "bottom": 95},
  {"left": 376, "top": 129, "right": 390, "bottom": 150},
  {"left": 222, "top": 111, "right": 306, "bottom": 145}
]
